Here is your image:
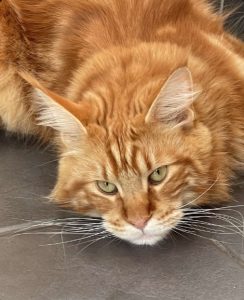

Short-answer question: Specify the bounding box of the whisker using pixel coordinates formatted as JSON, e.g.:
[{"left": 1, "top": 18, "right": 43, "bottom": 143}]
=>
[
  {"left": 177, "top": 223, "right": 242, "bottom": 237},
  {"left": 35, "top": 158, "right": 60, "bottom": 167},
  {"left": 76, "top": 234, "right": 112, "bottom": 254},
  {"left": 171, "top": 228, "right": 190, "bottom": 240},
  {"left": 40, "top": 230, "right": 108, "bottom": 246},
  {"left": 182, "top": 213, "right": 243, "bottom": 227},
  {"left": 220, "top": 0, "right": 225, "bottom": 13},
  {"left": 183, "top": 207, "right": 244, "bottom": 226},
  {"left": 182, "top": 213, "right": 244, "bottom": 236},
  {"left": 175, "top": 227, "right": 238, "bottom": 245},
  {"left": 179, "top": 219, "right": 236, "bottom": 233},
  {"left": 180, "top": 175, "right": 219, "bottom": 209},
  {"left": 3, "top": 217, "right": 103, "bottom": 235}
]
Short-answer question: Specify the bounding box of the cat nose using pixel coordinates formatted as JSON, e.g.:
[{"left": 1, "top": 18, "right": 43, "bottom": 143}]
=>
[{"left": 128, "top": 216, "right": 151, "bottom": 230}]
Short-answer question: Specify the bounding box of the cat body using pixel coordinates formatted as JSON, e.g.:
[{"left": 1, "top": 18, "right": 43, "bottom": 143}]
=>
[{"left": 0, "top": 0, "right": 243, "bottom": 245}]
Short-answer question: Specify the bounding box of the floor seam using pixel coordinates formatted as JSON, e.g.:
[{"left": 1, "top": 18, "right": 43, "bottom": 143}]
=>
[{"left": 211, "top": 239, "right": 244, "bottom": 268}]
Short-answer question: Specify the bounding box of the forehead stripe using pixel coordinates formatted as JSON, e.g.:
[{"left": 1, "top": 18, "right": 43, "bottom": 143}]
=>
[
  {"left": 110, "top": 142, "right": 122, "bottom": 167},
  {"left": 107, "top": 146, "right": 119, "bottom": 177},
  {"left": 124, "top": 142, "right": 133, "bottom": 167}
]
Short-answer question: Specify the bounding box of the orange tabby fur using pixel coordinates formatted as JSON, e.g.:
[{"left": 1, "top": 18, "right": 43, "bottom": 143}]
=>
[{"left": 0, "top": 0, "right": 243, "bottom": 245}]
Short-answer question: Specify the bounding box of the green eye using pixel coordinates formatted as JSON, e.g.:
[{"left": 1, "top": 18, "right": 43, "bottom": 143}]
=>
[
  {"left": 96, "top": 181, "right": 118, "bottom": 195},
  {"left": 148, "top": 166, "right": 167, "bottom": 185}
]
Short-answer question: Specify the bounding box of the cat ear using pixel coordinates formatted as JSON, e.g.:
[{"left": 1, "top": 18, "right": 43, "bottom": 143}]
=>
[
  {"left": 145, "top": 67, "right": 197, "bottom": 128},
  {"left": 19, "top": 72, "right": 87, "bottom": 142},
  {"left": 34, "top": 89, "right": 87, "bottom": 140}
]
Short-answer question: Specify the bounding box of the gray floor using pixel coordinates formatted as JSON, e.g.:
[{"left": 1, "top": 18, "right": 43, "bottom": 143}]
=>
[{"left": 1, "top": 1, "right": 244, "bottom": 299}]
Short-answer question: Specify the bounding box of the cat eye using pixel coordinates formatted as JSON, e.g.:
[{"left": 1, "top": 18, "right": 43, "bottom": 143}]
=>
[
  {"left": 148, "top": 166, "right": 167, "bottom": 185},
  {"left": 96, "top": 181, "right": 118, "bottom": 195}
]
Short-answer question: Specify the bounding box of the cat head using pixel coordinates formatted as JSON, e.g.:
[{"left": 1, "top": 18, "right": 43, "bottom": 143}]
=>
[{"left": 21, "top": 67, "right": 222, "bottom": 245}]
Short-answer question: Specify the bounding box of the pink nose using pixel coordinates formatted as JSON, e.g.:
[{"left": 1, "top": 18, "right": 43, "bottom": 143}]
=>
[{"left": 129, "top": 216, "right": 150, "bottom": 230}]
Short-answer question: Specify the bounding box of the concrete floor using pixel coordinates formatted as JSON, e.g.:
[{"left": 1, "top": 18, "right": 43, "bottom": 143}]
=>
[{"left": 0, "top": 1, "right": 244, "bottom": 299}]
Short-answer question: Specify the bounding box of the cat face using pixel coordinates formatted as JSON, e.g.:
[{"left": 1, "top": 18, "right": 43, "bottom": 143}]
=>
[
  {"left": 52, "top": 116, "right": 214, "bottom": 245},
  {"left": 23, "top": 68, "right": 219, "bottom": 245}
]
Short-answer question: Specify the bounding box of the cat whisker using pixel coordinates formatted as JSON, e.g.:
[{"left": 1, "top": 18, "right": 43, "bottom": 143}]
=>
[
  {"left": 56, "top": 223, "right": 103, "bottom": 228},
  {"left": 182, "top": 213, "right": 243, "bottom": 227},
  {"left": 60, "top": 224, "right": 103, "bottom": 229},
  {"left": 40, "top": 230, "right": 108, "bottom": 247},
  {"left": 180, "top": 175, "right": 219, "bottom": 209},
  {"left": 58, "top": 220, "right": 102, "bottom": 225},
  {"left": 183, "top": 211, "right": 244, "bottom": 233},
  {"left": 179, "top": 224, "right": 242, "bottom": 239},
  {"left": 220, "top": 0, "right": 225, "bottom": 13},
  {"left": 184, "top": 212, "right": 244, "bottom": 236},
  {"left": 183, "top": 206, "right": 244, "bottom": 225},
  {"left": 52, "top": 218, "right": 102, "bottom": 224},
  {"left": 170, "top": 205, "right": 244, "bottom": 244},
  {"left": 170, "top": 228, "right": 190, "bottom": 240},
  {"left": 61, "top": 227, "right": 104, "bottom": 234},
  {"left": 180, "top": 218, "right": 242, "bottom": 231},
  {"left": 183, "top": 205, "right": 244, "bottom": 212},
  {"left": 12, "top": 226, "right": 104, "bottom": 236},
  {"left": 177, "top": 225, "right": 231, "bottom": 236},
  {"left": 177, "top": 222, "right": 243, "bottom": 237},
  {"left": 174, "top": 227, "right": 239, "bottom": 245},
  {"left": 10, "top": 221, "right": 58, "bottom": 235},
  {"left": 1, "top": 217, "right": 104, "bottom": 239},
  {"left": 75, "top": 234, "right": 112, "bottom": 254},
  {"left": 35, "top": 158, "right": 59, "bottom": 167},
  {"left": 0, "top": 222, "right": 52, "bottom": 236},
  {"left": 102, "top": 236, "right": 119, "bottom": 248},
  {"left": 180, "top": 216, "right": 236, "bottom": 229},
  {"left": 183, "top": 204, "right": 244, "bottom": 211}
]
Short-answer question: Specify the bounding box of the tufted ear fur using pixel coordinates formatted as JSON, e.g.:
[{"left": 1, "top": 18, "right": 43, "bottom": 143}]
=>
[
  {"left": 20, "top": 72, "right": 87, "bottom": 143},
  {"left": 146, "top": 67, "right": 198, "bottom": 128}
]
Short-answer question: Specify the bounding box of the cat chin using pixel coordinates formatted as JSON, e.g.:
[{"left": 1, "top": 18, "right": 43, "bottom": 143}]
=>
[
  {"left": 112, "top": 230, "right": 170, "bottom": 246},
  {"left": 128, "top": 233, "right": 167, "bottom": 246}
]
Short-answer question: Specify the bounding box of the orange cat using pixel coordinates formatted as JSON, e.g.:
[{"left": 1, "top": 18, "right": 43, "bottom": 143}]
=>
[{"left": 0, "top": 0, "right": 243, "bottom": 245}]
